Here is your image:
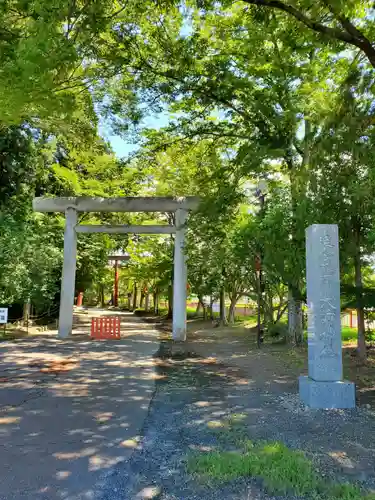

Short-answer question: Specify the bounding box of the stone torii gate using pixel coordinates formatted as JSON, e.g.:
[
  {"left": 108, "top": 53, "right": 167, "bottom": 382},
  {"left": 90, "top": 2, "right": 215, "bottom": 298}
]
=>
[{"left": 33, "top": 196, "right": 200, "bottom": 341}]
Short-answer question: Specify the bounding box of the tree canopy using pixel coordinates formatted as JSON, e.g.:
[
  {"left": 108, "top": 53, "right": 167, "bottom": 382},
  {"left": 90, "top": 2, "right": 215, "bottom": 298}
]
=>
[{"left": 1, "top": 0, "right": 375, "bottom": 360}]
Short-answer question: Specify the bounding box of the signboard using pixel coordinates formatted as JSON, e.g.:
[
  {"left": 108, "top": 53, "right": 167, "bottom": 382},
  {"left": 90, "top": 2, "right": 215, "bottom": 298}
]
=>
[{"left": 0, "top": 308, "right": 8, "bottom": 324}]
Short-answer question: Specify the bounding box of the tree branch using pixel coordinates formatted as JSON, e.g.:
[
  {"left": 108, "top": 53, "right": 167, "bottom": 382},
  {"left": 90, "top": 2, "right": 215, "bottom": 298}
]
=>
[
  {"left": 321, "top": 0, "right": 375, "bottom": 67},
  {"left": 108, "top": 4, "right": 127, "bottom": 20},
  {"left": 240, "top": 0, "right": 375, "bottom": 68}
]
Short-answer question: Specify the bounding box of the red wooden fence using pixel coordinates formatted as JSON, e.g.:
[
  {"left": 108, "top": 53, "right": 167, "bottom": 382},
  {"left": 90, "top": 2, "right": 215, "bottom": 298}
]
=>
[{"left": 91, "top": 317, "right": 121, "bottom": 340}]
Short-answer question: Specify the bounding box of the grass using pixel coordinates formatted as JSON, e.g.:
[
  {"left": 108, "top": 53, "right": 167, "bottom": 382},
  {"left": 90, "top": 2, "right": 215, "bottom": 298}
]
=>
[
  {"left": 341, "top": 327, "right": 375, "bottom": 343},
  {"left": 187, "top": 439, "right": 375, "bottom": 499},
  {"left": 154, "top": 306, "right": 365, "bottom": 343}
]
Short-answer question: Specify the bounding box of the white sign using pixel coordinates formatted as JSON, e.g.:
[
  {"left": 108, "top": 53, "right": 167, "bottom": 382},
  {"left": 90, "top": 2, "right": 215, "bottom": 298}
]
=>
[{"left": 0, "top": 308, "right": 8, "bottom": 324}]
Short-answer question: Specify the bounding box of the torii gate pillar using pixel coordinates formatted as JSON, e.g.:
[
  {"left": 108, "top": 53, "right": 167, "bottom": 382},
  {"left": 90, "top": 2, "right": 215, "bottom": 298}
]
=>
[
  {"left": 173, "top": 209, "right": 188, "bottom": 341},
  {"left": 59, "top": 208, "right": 77, "bottom": 338}
]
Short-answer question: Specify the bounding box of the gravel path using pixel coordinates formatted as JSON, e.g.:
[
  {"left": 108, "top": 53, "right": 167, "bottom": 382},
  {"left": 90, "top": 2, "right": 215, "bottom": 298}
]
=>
[{"left": 97, "top": 339, "right": 375, "bottom": 500}]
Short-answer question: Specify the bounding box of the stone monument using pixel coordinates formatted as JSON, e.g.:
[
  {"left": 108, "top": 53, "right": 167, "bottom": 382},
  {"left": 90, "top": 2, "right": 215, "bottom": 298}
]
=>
[{"left": 299, "top": 224, "right": 355, "bottom": 408}]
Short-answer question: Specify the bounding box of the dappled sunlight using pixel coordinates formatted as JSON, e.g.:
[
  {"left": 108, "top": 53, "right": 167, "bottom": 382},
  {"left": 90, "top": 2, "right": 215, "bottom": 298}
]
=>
[
  {"left": 0, "top": 416, "right": 21, "bottom": 424},
  {"left": 3, "top": 310, "right": 375, "bottom": 498},
  {"left": 53, "top": 447, "right": 98, "bottom": 460},
  {"left": 55, "top": 470, "right": 71, "bottom": 480},
  {"left": 50, "top": 382, "right": 90, "bottom": 397},
  {"left": 120, "top": 436, "right": 141, "bottom": 449},
  {"left": 89, "top": 453, "right": 125, "bottom": 471},
  {"left": 106, "top": 358, "right": 156, "bottom": 368},
  {"left": 93, "top": 412, "right": 114, "bottom": 423},
  {"left": 194, "top": 400, "right": 212, "bottom": 407},
  {"left": 207, "top": 420, "right": 226, "bottom": 429},
  {"left": 210, "top": 409, "right": 231, "bottom": 418},
  {"left": 188, "top": 444, "right": 217, "bottom": 452},
  {"left": 0, "top": 310, "right": 160, "bottom": 499},
  {"left": 329, "top": 451, "right": 356, "bottom": 469},
  {"left": 135, "top": 370, "right": 164, "bottom": 381}
]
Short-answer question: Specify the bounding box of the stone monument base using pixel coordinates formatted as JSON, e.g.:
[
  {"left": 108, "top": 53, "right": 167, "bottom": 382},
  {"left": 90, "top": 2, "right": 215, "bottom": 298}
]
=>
[{"left": 299, "top": 376, "right": 355, "bottom": 409}]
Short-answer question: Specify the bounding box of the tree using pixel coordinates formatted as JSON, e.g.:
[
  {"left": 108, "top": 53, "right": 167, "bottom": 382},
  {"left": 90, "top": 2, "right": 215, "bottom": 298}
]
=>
[
  {"left": 0, "top": 117, "right": 141, "bottom": 317},
  {"left": 212, "top": 1, "right": 375, "bottom": 69},
  {"left": 104, "top": 4, "right": 325, "bottom": 339},
  {"left": 303, "top": 73, "right": 375, "bottom": 360},
  {"left": 105, "top": 0, "right": 375, "bottom": 354}
]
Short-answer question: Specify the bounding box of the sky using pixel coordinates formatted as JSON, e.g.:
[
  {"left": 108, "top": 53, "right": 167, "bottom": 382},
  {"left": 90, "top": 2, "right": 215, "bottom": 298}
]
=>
[{"left": 99, "top": 112, "right": 171, "bottom": 159}]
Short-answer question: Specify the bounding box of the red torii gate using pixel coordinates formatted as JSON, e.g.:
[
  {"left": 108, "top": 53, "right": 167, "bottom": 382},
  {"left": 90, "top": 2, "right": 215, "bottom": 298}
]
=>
[{"left": 108, "top": 254, "right": 130, "bottom": 307}]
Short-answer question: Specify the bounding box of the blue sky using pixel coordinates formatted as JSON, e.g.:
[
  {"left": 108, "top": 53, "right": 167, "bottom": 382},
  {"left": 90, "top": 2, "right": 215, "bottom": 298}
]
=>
[{"left": 100, "top": 112, "right": 170, "bottom": 159}]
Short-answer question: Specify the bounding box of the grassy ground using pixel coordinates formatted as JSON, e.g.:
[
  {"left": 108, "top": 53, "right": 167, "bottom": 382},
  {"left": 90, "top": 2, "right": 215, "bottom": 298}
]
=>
[
  {"left": 123, "top": 306, "right": 375, "bottom": 404},
  {"left": 187, "top": 416, "right": 375, "bottom": 500},
  {"left": 188, "top": 440, "right": 375, "bottom": 499},
  {"left": 138, "top": 304, "right": 372, "bottom": 345},
  {"left": 341, "top": 326, "right": 375, "bottom": 343},
  {"left": 184, "top": 306, "right": 365, "bottom": 343}
]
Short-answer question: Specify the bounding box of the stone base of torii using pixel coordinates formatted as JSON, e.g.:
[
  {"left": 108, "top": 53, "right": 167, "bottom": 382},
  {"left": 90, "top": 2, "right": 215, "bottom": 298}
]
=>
[{"left": 33, "top": 196, "right": 200, "bottom": 342}]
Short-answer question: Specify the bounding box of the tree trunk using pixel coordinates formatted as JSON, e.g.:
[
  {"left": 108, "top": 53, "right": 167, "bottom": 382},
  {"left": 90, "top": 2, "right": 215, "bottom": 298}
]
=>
[
  {"left": 219, "top": 287, "right": 227, "bottom": 325},
  {"left": 100, "top": 285, "right": 105, "bottom": 308},
  {"left": 145, "top": 294, "right": 150, "bottom": 312},
  {"left": 295, "top": 299, "right": 303, "bottom": 344},
  {"left": 209, "top": 295, "right": 214, "bottom": 320},
  {"left": 132, "top": 284, "right": 138, "bottom": 311},
  {"left": 288, "top": 287, "right": 303, "bottom": 344},
  {"left": 153, "top": 292, "right": 159, "bottom": 314},
  {"left": 228, "top": 295, "right": 237, "bottom": 324},
  {"left": 256, "top": 267, "right": 264, "bottom": 347},
  {"left": 23, "top": 301, "right": 30, "bottom": 327},
  {"left": 167, "top": 283, "right": 173, "bottom": 319},
  {"left": 196, "top": 299, "right": 202, "bottom": 315},
  {"left": 286, "top": 155, "right": 303, "bottom": 345},
  {"left": 140, "top": 293, "right": 144, "bottom": 308},
  {"left": 354, "top": 229, "right": 367, "bottom": 361},
  {"left": 264, "top": 291, "right": 274, "bottom": 326},
  {"left": 197, "top": 295, "right": 206, "bottom": 318}
]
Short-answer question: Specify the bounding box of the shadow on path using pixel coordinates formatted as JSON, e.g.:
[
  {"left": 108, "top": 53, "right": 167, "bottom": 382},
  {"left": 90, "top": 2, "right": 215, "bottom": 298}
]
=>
[{"left": 0, "top": 311, "right": 159, "bottom": 500}]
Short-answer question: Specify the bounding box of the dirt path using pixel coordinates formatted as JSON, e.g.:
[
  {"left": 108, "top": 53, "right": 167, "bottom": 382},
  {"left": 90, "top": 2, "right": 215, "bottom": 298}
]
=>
[{"left": 0, "top": 310, "right": 159, "bottom": 500}]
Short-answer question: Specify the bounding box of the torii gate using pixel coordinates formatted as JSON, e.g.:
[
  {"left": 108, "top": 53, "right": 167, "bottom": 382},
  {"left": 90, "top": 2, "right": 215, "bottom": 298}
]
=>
[
  {"left": 33, "top": 196, "right": 200, "bottom": 341},
  {"left": 108, "top": 253, "right": 130, "bottom": 307}
]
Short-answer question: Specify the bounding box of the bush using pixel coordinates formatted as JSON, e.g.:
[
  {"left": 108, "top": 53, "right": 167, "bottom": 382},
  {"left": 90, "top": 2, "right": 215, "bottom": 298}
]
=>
[{"left": 267, "top": 322, "right": 288, "bottom": 339}]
